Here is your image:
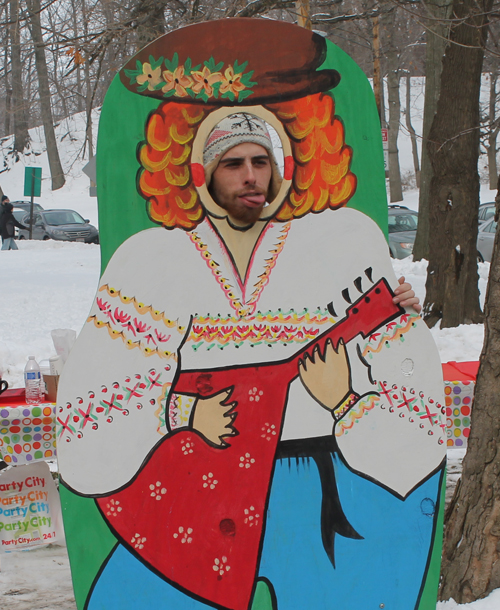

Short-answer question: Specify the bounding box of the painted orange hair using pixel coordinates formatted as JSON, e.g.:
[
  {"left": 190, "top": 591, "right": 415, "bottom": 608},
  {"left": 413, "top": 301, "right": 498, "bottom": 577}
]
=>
[
  {"left": 138, "top": 93, "right": 356, "bottom": 230},
  {"left": 268, "top": 93, "right": 357, "bottom": 221},
  {"left": 138, "top": 103, "right": 213, "bottom": 229}
]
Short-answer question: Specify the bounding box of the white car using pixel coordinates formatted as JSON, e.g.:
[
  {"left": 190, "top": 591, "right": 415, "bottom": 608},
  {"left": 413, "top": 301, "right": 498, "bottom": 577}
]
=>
[{"left": 477, "top": 217, "right": 497, "bottom": 262}]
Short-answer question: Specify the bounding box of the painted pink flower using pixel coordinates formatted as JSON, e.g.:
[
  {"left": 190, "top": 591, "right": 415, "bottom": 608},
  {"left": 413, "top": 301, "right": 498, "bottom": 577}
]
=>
[
  {"left": 133, "top": 318, "right": 151, "bottom": 334},
  {"left": 123, "top": 320, "right": 136, "bottom": 336},
  {"left": 114, "top": 308, "right": 130, "bottom": 324},
  {"left": 191, "top": 66, "right": 222, "bottom": 97},
  {"left": 162, "top": 66, "right": 193, "bottom": 97},
  {"left": 144, "top": 333, "right": 157, "bottom": 345},
  {"left": 219, "top": 65, "right": 246, "bottom": 98},
  {"left": 97, "top": 297, "right": 110, "bottom": 312},
  {"left": 155, "top": 329, "right": 171, "bottom": 343}
]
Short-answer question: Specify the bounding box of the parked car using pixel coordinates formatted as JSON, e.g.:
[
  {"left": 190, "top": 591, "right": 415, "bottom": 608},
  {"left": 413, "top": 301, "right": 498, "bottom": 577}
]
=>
[
  {"left": 477, "top": 217, "right": 497, "bottom": 262},
  {"left": 12, "top": 208, "right": 29, "bottom": 223},
  {"left": 11, "top": 200, "right": 44, "bottom": 213},
  {"left": 12, "top": 204, "right": 43, "bottom": 238},
  {"left": 478, "top": 202, "right": 495, "bottom": 224},
  {"left": 18, "top": 209, "right": 99, "bottom": 244},
  {"left": 388, "top": 205, "right": 418, "bottom": 259}
]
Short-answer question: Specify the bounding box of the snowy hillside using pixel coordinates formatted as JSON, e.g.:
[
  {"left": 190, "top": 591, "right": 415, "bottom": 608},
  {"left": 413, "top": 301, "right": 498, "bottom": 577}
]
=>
[{"left": 0, "top": 109, "right": 100, "bottom": 227}]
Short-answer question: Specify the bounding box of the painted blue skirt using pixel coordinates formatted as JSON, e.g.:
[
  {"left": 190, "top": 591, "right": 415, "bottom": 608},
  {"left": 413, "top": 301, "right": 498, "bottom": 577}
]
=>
[{"left": 88, "top": 453, "right": 442, "bottom": 610}]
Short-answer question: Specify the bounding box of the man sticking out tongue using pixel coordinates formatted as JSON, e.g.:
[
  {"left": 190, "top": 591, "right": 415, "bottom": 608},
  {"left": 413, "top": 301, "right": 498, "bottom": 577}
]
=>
[{"left": 202, "top": 113, "right": 283, "bottom": 282}]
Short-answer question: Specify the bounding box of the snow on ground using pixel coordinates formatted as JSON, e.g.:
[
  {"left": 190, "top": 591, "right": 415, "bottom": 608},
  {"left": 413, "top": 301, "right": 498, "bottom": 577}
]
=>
[
  {"left": 392, "top": 255, "right": 488, "bottom": 363},
  {"left": 0, "top": 544, "right": 75, "bottom": 610},
  {"left": 0, "top": 241, "right": 100, "bottom": 388},
  {"left": 438, "top": 590, "right": 500, "bottom": 610}
]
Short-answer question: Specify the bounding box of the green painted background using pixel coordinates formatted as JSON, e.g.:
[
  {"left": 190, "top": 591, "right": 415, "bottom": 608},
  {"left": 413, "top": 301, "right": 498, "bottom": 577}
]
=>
[{"left": 60, "top": 484, "right": 117, "bottom": 609}]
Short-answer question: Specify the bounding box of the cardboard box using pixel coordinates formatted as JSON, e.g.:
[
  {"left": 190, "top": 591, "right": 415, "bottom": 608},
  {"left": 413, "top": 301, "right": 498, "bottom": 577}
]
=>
[{"left": 44, "top": 374, "right": 60, "bottom": 403}]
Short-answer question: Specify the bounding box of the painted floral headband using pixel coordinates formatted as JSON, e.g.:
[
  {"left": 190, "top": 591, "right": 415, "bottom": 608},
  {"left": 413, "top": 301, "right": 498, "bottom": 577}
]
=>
[{"left": 124, "top": 53, "right": 257, "bottom": 103}]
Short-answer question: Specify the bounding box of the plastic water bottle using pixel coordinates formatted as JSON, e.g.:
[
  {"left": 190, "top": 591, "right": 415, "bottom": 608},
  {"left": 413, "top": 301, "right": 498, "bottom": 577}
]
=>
[{"left": 25, "top": 356, "right": 43, "bottom": 405}]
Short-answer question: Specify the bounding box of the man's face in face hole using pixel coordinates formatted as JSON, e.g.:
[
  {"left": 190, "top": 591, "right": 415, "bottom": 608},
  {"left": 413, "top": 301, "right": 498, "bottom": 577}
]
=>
[{"left": 209, "top": 142, "right": 273, "bottom": 226}]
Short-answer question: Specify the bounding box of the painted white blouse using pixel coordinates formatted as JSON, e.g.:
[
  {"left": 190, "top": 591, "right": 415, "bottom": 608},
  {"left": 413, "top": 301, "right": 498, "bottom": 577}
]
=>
[{"left": 57, "top": 208, "right": 446, "bottom": 498}]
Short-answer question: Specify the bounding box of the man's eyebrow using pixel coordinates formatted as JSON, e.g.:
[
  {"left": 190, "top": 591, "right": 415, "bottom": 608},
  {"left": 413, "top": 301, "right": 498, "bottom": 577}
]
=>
[{"left": 219, "top": 154, "right": 270, "bottom": 164}]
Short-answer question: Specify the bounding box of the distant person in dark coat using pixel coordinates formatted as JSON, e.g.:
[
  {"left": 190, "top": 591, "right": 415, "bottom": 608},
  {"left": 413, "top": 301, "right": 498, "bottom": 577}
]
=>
[
  {"left": 0, "top": 203, "right": 27, "bottom": 250},
  {"left": 0, "top": 195, "right": 10, "bottom": 221}
]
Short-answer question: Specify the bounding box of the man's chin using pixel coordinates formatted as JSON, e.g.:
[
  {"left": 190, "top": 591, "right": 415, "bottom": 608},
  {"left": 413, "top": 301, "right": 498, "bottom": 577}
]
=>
[
  {"left": 225, "top": 212, "right": 263, "bottom": 231},
  {"left": 235, "top": 203, "right": 267, "bottom": 225}
]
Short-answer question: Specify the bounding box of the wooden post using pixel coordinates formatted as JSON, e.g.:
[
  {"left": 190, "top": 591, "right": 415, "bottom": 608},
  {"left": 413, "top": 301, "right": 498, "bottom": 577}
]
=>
[{"left": 296, "top": 0, "right": 312, "bottom": 30}]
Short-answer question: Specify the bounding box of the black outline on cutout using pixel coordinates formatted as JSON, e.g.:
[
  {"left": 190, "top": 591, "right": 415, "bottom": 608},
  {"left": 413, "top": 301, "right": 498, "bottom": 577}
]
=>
[
  {"left": 412, "top": 465, "right": 446, "bottom": 610},
  {"left": 80, "top": 532, "right": 120, "bottom": 610},
  {"left": 249, "top": 577, "right": 278, "bottom": 610},
  {"left": 356, "top": 343, "right": 376, "bottom": 386},
  {"left": 277, "top": 435, "right": 363, "bottom": 568},
  {"left": 297, "top": 338, "right": 353, "bottom": 413}
]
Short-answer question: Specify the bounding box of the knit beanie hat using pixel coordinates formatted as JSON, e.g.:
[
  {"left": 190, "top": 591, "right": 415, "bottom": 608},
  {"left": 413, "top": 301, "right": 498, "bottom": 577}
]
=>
[{"left": 203, "top": 113, "right": 282, "bottom": 201}]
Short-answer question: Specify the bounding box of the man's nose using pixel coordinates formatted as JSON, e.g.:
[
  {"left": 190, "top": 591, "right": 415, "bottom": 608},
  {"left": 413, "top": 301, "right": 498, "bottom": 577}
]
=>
[{"left": 243, "top": 161, "right": 257, "bottom": 184}]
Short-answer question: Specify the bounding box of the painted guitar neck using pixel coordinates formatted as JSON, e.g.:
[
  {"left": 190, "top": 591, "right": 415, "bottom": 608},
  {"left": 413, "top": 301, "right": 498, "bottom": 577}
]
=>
[{"left": 175, "top": 277, "right": 405, "bottom": 397}]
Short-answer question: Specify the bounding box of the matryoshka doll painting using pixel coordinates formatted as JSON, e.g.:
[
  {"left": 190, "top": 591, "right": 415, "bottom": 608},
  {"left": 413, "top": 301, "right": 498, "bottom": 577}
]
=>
[{"left": 57, "top": 18, "right": 446, "bottom": 610}]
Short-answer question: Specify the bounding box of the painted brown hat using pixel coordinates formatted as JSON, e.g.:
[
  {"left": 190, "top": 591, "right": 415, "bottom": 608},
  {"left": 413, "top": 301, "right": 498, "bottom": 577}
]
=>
[{"left": 120, "top": 18, "right": 340, "bottom": 106}]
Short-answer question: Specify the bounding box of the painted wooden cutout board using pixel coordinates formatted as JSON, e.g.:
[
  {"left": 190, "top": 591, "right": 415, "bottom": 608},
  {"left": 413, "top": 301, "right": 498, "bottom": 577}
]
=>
[{"left": 57, "top": 19, "right": 446, "bottom": 610}]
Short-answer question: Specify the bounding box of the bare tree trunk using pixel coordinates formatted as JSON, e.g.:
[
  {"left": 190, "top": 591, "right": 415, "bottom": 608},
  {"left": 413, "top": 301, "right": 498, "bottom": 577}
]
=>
[
  {"left": 295, "top": 0, "right": 311, "bottom": 29},
  {"left": 10, "top": 0, "right": 30, "bottom": 152},
  {"left": 413, "top": 0, "right": 452, "bottom": 261},
  {"left": 70, "top": 0, "right": 84, "bottom": 114},
  {"left": 25, "top": 50, "right": 33, "bottom": 112},
  {"left": 487, "top": 71, "right": 499, "bottom": 190},
  {"left": 440, "top": 179, "right": 500, "bottom": 602},
  {"left": 4, "top": 88, "right": 12, "bottom": 136},
  {"left": 405, "top": 73, "right": 420, "bottom": 188},
  {"left": 131, "top": 0, "right": 167, "bottom": 48},
  {"left": 372, "top": 10, "right": 383, "bottom": 125},
  {"left": 81, "top": 0, "right": 93, "bottom": 159},
  {"left": 26, "top": 0, "right": 65, "bottom": 190},
  {"left": 101, "top": 0, "right": 119, "bottom": 93},
  {"left": 3, "top": 20, "right": 11, "bottom": 137},
  {"left": 46, "top": 8, "right": 69, "bottom": 121},
  {"left": 423, "top": 0, "right": 489, "bottom": 328},
  {"left": 385, "top": 7, "right": 403, "bottom": 202}
]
